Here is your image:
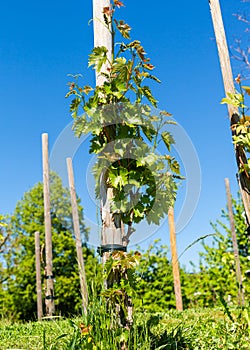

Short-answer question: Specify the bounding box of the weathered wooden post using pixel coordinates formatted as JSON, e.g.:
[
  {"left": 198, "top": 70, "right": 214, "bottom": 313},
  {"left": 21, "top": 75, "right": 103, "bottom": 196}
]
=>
[
  {"left": 42, "top": 133, "right": 55, "bottom": 316},
  {"left": 92, "top": 1, "right": 131, "bottom": 331},
  {"left": 168, "top": 207, "right": 183, "bottom": 311},
  {"left": 92, "top": 0, "right": 125, "bottom": 259},
  {"left": 35, "top": 231, "right": 43, "bottom": 320},
  {"left": 66, "top": 157, "right": 88, "bottom": 314},
  {"left": 225, "top": 178, "right": 244, "bottom": 306},
  {"left": 93, "top": 0, "right": 112, "bottom": 87},
  {"left": 209, "top": 0, "right": 250, "bottom": 225}
]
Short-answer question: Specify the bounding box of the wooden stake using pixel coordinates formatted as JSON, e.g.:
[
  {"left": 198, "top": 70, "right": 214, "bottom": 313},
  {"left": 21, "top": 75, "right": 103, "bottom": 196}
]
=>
[
  {"left": 66, "top": 158, "right": 88, "bottom": 314},
  {"left": 35, "top": 231, "right": 43, "bottom": 321},
  {"left": 209, "top": 0, "right": 250, "bottom": 225},
  {"left": 42, "top": 133, "right": 55, "bottom": 316},
  {"left": 92, "top": 1, "right": 130, "bottom": 331},
  {"left": 168, "top": 207, "right": 183, "bottom": 311},
  {"left": 92, "top": 0, "right": 124, "bottom": 250},
  {"left": 225, "top": 178, "right": 244, "bottom": 306},
  {"left": 93, "top": 0, "right": 112, "bottom": 86}
]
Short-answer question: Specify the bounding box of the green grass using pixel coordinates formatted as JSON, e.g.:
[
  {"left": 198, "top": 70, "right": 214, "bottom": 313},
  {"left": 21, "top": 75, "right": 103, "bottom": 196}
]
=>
[{"left": 0, "top": 307, "right": 249, "bottom": 349}]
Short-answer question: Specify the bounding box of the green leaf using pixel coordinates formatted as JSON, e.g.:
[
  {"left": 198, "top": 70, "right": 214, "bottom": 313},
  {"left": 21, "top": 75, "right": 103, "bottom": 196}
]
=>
[
  {"left": 88, "top": 46, "right": 108, "bottom": 72},
  {"left": 141, "top": 125, "right": 156, "bottom": 142},
  {"left": 141, "top": 86, "right": 158, "bottom": 107},
  {"left": 70, "top": 97, "right": 81, "bottom": 114},
  {"left": 147, "top": 74, "right": 161, "bottom": 83},
  {"left": 221, "top": 97, "right": 240, "bottom": 107},
  {"left": 109, "top": 169, "right": 128, "bottom": 189},
  {"left": 161, "top": 131, "right": 175, "bottom": 151},
  {"left": 141, "top": 71, "right": 161, "bottom": 83},
  {"left": 170, "top": 160, "right": 180, "bottom": 174},
  {"left": 133, "top": 208, "right": 145, "bottom": 218},
  {"left": 221, "top": 92, "right": 246, "bottom": 108},
  {"left": 113, "top": 57, "right": 131, "bottom": 82},
  {"left": 143, "top": 153, "right": 158, "bottom": 166}
]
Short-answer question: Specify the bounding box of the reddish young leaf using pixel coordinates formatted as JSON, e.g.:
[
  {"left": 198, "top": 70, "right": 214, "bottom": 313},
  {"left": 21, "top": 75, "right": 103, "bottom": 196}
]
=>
[
  {"left": 103, "top": 6, "right": 114, "bottom": 16},
  {"left": 69, "top": 83, "right": 75, "bottom": 91},
  {"left": 235, "top": 74, "right": 241, "bottom": 84},
  {"left": 136, "top": 45, "right": 147, "bottom": 61},
  {"left": 115, "top": 19, "right": 131, "bottom": 39},
  {"left": 114, "top": 0, "right": 125, "bottom": 8},
  {"left": 143, "top": 63, "right": 155, "bottom": 70}
]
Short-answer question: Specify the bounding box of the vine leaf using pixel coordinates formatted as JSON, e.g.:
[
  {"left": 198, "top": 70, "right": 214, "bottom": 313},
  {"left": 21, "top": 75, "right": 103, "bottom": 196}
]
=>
[
  {"left": 113, "top": 57, "right": 130, "bottom": 81},
  {"left": 114, "top": 20, "right": 131, "bottom": 39},
  {"left": 83, "top": 85, "right": 93, "bottom": 95},
  {"left": 143, "top": 63, "right": 155, "bottom": 71},
  {"left": 109, "top": 169, "right": 128, "bottom": 190},
  {"left": 221, "top": 92, "right": 246, "bottom": 108},
  {"left": 88, "top": 46, "right": 108, "bottom": 72},
  {"left": 242, "top": 86, "right": 250, "bottom": 96},
  {"left": 114, "top": 0, "right": 125, "bottom": 8},
  {"left": 141, "top": 86, "right": 158, "bottom": 107},
  {"left": 67, "top": 1, "right": 180, "bottom": 228},
  {"left": 103, "top": 6, "right": 114, "bottom": 16},
  {"left": 161, "top": 131, "right": 175, "bottom": 151}
]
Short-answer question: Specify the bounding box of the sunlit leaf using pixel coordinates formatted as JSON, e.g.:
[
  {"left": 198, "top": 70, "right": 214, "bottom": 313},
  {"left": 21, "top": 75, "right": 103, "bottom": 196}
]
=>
[
  {"left": 143, "top": 63, "right": 155, "bottom": 71},
  {"left": 88, "top": 46, "right": 108, "bottom": 72},
  {"left": 103, "top": 6, "right": 114, "bottom": 16},
  {"left": 141, "top": 86, "right": 157, "bottom": 107},
  {"left": 114, "top": 0, "right": 125, "bottom": 8},
  {"left": 160, "top": 110, "right": 173, "bottom": 117},
  {"left": 114, "top": 19, "right": 131, "bottom": 39},
  {"left": 161, "top": 131, "right": 175, "bottom": 151},
  {"left": 242, "top": 86, "right": 250, "bottom": 96},
  {"left": 70, "top": 97, "right": 81, "bottom": 113},
  {"left": 83, "top": 85, "right": 93, "bottom": 95}
]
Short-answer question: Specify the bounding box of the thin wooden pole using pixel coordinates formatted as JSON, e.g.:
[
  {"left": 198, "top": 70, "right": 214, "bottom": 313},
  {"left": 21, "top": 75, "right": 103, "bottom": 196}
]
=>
[
  {"left": 168, "top": 207, "right": 183, "bottom": 311},
  {"left": 42, "top": 133, "right": 55, "bottom": 316},
  {"left": 66, "top": 157, "right": 88, "bottom": 314},
  {"left": 35, "top": 231, "right": 43, "bottom": 321},
  {"left": 225, "top": 178, "right": 244, "bottom": 306},
  {"left": 209, "top": 0, "right": 250, "bottom": 225}
]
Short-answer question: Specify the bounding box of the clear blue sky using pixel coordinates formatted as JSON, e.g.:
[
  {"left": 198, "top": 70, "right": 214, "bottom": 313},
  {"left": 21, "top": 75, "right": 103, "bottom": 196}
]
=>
[{"left": 0, "top": 0, "right": 248, "bottom": 269}]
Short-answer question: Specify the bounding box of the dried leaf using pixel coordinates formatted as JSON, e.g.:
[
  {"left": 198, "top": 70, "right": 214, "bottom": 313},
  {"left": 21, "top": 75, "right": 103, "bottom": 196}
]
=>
[{"left": 79, "top": 323, "right": 92, "bottom": 335}]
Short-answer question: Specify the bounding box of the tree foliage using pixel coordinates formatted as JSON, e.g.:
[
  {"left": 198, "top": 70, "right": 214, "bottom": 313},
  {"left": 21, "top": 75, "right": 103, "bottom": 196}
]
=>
[
  {"left": 2, "top": 190, "right": 250, "bottom": 319},
  {"left": 134, "top": 242, "right": 176, "bottom": 312},
  {"left": 133, "top": 197, "right": 250, "bottom": 310},
  {"left": 0, "top": 215, "right": 9, "bottom": 255},
  {"left": 0, "top": 173, "right": 100, "bottom": 320},
  {"left": 183, "top": 194, "right": 250, "bottom": 308}
]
